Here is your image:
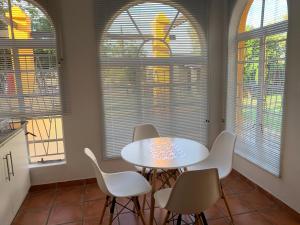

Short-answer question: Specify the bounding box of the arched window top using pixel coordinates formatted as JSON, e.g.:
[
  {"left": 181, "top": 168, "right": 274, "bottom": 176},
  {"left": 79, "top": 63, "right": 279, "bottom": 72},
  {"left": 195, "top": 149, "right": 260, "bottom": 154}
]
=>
[
  {"left": 239, "top": 0, "right": 288, "bottom": 33},
  {"left": 0, "top": 0, "right": 55, "bottom": 39},
  {"left": 102, "top": 2, "right": 204, "bottom": 58},
  {"left": 99, "top": 1, "right": 208, "bottom": 158}
]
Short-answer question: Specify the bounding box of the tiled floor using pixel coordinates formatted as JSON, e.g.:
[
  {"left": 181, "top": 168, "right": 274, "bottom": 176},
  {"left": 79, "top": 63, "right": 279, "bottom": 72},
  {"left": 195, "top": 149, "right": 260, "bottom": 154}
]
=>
[{"left": 13, "top": 171, "right": 300, "bottom": 225}]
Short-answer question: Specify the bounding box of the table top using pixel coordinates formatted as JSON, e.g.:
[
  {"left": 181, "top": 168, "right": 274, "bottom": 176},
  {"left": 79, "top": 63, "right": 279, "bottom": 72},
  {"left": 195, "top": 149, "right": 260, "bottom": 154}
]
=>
[{"left": 121, "top": 137, "right": 209, "bottom": 169}]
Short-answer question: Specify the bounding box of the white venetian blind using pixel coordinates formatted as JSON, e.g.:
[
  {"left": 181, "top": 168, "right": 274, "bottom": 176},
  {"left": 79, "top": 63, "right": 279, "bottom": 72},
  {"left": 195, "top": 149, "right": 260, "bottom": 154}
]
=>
[
  {"left": 97, "top": 1, "right": 208, "bottom": 158},
  {"left": 227, "top": 0, "right": 288, "bottom": 176},
  {"left": 0, "top": 0, "right": 62, "bottom": 118}
]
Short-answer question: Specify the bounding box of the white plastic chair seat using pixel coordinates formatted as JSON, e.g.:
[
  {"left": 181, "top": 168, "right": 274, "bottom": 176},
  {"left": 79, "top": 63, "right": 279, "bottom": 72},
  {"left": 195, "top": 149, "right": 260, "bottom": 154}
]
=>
[
  {"left": 154, "top": 188, "right": 172, "bottom": 208},
  {"left": 104, "top": 171, "right": 151, "bottom": 198},
  {"left": 154, "top": 169, "right": 221, "bottom": 216},
  {"left": 84, "top": 148, "right": 150, "bottom": 225},
  {"left": 188, "top": 159, "right": 229, "bottom": 179},
  {"left": 188, "top": 131, "right": 237, "bottom": 180}
]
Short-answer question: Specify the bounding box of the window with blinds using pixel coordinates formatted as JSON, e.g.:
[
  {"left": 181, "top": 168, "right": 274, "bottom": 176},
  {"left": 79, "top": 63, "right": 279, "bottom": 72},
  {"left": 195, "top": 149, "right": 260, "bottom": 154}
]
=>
[
  {"left": 227, "top": 0, "right": 288, "bottom": 176},
  {"left": 0, "top": 0, "right": 62, "bottom": 118},
  {"left": 98, "top": 2, "right": 208, "bottom": 158},
  {"left": 0, "top": 0, "right": 65, "bottom": 163}
]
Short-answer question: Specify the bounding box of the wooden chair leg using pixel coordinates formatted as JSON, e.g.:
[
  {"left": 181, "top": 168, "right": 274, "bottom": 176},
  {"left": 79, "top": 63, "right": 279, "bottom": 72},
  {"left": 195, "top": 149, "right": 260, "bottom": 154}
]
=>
[
  {"left": 99, "top": 195, "right": 110, "bottom": 225},
  {"left": 176, "top": 214, "right": 182, "bottom": 225},
  {"left": 146, "top": 169, "right": 152, "bottom": 181},
  {"left": 132, "top": 199, "right": 137, "bottom": 215},
  {"left": 194, "top": 214, "right": 203, "bottom": 225},
  {"left": 169, "top": 169, "right": 179, "bottom": 181},
  {"left": 221, "top": 184, "right": 234, "bottom": 224},
  {"left": 142, "top": 194, "right": 147, "bottom": 211},
  {"left": 141, "top": 168, "right": 148, "bottom": 211},
  {"left": 163, "top": 211, "right": 171, "bottom": 225},
  {"left": 149, "top": 169, "right": 157, "bottom": 225},
  {"left": 133, "top": 197, "right": 146, "bottom": 225},
  {"left": 162, "top": 172, "right": 172, "bottom": 188},
  {"left": 142, "top": 167, "right": 146, "bottom": 177},
  {"left": 108, "top": 197, "right": 116, "bottom": 225},
  {"left": 199, "top": 212, "right": 208, "bottom": 225}
]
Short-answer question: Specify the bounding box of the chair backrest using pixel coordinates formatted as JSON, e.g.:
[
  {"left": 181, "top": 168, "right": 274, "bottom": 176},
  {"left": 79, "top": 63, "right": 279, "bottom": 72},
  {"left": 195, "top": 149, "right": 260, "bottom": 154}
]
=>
[
  {"left": 84, "top": 148, "right": 110, "bottom": 196},
  {"left": 209, "top": 130, "right": 237, "bottom": 178},
  {"left": 132, "top": 123, "right": 159, "bottom": 141},
  {"left": 165, "top": 169, "right": 221, "bottom": 214}
]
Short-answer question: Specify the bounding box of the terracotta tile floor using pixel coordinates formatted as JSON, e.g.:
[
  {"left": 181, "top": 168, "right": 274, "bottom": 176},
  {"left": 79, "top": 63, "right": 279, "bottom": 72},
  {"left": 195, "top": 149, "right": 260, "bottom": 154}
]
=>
[{"left": 13, "top": 172, "right": 300, "bottom": 225}]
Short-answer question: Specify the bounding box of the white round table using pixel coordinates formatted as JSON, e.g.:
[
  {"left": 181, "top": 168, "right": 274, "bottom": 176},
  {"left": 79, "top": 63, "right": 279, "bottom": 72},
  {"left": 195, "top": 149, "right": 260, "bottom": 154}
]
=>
[
  {"left": 121, "top": 137, "right": 209, "bottom": 225},
  {"left": 121, "top": 137, "right": 209, "bottom": 170}
]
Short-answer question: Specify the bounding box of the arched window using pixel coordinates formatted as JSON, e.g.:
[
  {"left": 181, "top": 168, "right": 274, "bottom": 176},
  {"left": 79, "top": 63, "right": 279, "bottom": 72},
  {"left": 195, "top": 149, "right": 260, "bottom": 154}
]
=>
[
  {"left": 0, "top": 0, "right": 64, "bottom": 163},
  {"left": 99, "top": 2, "right": 208, "bottom": 158},
  {"left": 227, "top": 0, "right": 288, "bottom": 176}
]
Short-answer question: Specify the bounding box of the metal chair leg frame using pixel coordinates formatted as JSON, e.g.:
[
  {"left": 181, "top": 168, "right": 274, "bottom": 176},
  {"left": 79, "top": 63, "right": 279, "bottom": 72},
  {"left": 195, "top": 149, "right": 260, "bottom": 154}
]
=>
[
  {"left": 133, "top": 197, "right": 147, "bottom": 225},
  {"left": 166, "top": 169, "right": 180, "bottom": 181},
  {"left": 162, "top": 172, "right": 172, "bottom": 188},
  {"left": 149, "top": 169, "right": 157, "bottom": 225},
  {"left": 176, "top": 214, "right": 182, "bottom": 225},
  {"left": 163, "top": 211, "right": 171, "bottom": 225},
  {"left": 158, "top": 169, "right": 179, "bottom": 189},
  {"left": 142, "top": 194, "right": 147, "bottom": 211},
  {"left": 163, "top": 212, "right": 207, "bottom": 225},
  {"left": 103, "top": 197, "right": 148, "bottom": 225},
  {"left": 141, "top": 167, "right": 148, "bottom": 211}
]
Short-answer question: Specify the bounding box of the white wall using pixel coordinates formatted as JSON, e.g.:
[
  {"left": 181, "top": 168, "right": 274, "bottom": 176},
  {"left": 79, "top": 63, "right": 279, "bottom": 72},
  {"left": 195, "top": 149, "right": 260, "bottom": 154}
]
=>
[
  {"left": 229, "top": 0, "right": 300, "bottom": 213},
  {"left": 30, "top": 0, "right": 102, "bottom": 184},
  {"left": 208, "top": 0, "right": 229, "bottom": 143}
]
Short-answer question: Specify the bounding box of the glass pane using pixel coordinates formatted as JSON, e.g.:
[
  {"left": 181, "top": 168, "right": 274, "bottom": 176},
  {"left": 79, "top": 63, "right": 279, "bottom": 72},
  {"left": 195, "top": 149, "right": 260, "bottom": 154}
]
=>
[
  {"left": 239, "top": 0, "right": 263, "bottom": 33},
  {"left": 263, "top": 0, "right": 288, "bottom": 27},
  {"left": 0, "top": 0, "right": 10, "bottom": 39},
  {"left": 128, "top": 3, "right": 178, "bottom": 36},
  {"left": 0, "top": 48, "right": 19, "bottom": 115},
  {"left": 26, "top": 116, "right": 64, "bottom": 163},
  {"left": 0, "top": 48, "right": 13, "bottom": 94},
  {"left": 8, "top": 0, "right": 54, "bottom": 39},
  {"left": 170, "top": 14, "right": 202, "bottom": 56},
  {"left": 102, "top": 39, "right": 142, "bottom": 58},
  {"left": 107, "top": 11, "right": 139, "bottom": 35},
  {"left": 236, "top": 39, "right": 260, "bottom": 145},
  {"left": 10, "top": 48, "right": 60, "bottom": 116},
  {"left": 262, "top": 32, "right": 287, "bottom": 150}
]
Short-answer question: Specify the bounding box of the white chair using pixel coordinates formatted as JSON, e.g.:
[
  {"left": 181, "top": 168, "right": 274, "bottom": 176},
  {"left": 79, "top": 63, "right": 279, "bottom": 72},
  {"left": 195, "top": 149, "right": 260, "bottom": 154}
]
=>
[
  {"left": 132, "top": 123, "right": 160, "bottom": 175},
  {"left": 188, "top": 130, "right": 237, "bottom": 224},
  {"left": 132, "top": 123, "right": 160, "bottom": 142},
  {"left": 154, "top": 169, "right": 221, "bottom": 225},
  {"left": 84, "top": 148, "right": 151, "bottom": 225}
]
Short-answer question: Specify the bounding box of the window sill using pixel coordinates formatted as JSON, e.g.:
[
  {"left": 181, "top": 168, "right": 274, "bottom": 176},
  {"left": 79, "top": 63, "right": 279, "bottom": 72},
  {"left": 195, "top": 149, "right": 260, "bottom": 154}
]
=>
[{"left": 29, "top": 160, "right": 66, "bottom": 169}]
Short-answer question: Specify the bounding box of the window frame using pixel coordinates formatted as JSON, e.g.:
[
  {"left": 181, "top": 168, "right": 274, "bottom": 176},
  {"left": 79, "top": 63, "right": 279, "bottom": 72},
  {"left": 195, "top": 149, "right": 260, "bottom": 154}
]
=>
[
  {"left": 226, "top": 0, "right": 288, "bottom": 176},
  {"left": 0, "top": 0, "right": 65, "bottom": 164}
]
